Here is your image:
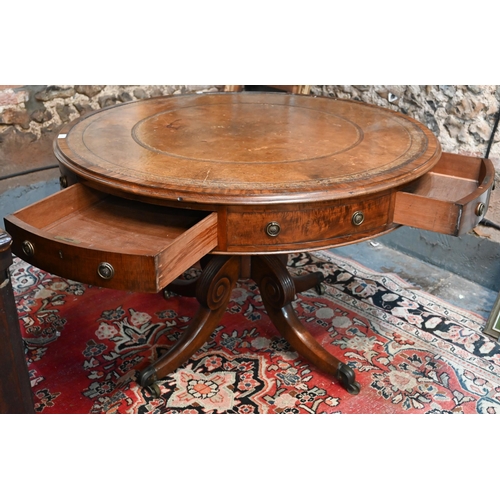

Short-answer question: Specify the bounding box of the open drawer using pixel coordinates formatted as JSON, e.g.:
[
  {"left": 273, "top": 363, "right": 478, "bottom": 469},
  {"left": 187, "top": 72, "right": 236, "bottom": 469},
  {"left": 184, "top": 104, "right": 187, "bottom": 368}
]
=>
[
  {"left": 393, "top": 152, "right": 495, "bottom": 236},
  {"left": 4, "top": 184, "right": 218, "bottom": 293}
]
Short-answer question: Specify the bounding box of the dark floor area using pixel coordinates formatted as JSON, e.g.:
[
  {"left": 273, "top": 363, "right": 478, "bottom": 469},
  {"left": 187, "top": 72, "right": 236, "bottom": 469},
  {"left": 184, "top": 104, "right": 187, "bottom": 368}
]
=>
[{"left": 329, "top": 240, "right": 498, "bottom": 320}]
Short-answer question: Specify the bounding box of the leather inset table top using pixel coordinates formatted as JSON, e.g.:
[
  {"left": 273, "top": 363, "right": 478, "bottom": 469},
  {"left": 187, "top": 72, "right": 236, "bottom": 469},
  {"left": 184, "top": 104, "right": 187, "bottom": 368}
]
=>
[{"left": 54, "top": 92, "right": 441, "bottom": 205}]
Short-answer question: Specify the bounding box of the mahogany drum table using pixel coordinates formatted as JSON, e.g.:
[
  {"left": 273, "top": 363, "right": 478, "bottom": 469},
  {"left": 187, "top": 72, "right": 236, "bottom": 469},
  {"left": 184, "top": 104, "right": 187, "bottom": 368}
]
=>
[{"left": 5, "top": 92, "right": 495, "bottom": 396}]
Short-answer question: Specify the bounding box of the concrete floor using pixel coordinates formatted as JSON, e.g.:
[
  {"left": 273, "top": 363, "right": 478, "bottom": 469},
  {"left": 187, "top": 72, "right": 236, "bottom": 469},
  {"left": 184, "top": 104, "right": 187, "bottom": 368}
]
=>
[{"left": 330, "top": 240, "right": 498, "bottom": 320}]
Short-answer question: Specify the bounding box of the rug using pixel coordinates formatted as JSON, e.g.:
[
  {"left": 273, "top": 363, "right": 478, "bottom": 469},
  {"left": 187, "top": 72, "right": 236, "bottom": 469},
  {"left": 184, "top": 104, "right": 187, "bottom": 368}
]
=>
[{"left": 10, "top": 250, "right": 500, "bottom": 414}]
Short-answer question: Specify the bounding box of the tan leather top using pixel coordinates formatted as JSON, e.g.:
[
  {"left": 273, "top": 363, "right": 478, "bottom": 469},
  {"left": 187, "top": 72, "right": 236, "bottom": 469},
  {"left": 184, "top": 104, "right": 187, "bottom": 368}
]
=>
[{"left": 54, "top": 92, "right": 441, "bottom": 205}]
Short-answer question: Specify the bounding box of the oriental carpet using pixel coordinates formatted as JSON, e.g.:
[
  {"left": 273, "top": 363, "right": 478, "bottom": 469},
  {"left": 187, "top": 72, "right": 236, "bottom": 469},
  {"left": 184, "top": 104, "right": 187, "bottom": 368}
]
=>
[{"left": 11, "top": 251, "right": 500, "bottom": 414}]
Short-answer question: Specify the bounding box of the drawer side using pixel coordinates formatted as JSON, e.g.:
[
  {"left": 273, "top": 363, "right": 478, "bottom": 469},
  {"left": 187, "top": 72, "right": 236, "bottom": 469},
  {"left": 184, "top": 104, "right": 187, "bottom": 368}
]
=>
[{"left": 156, "top": 212, "right": 218, "bottom": 289}]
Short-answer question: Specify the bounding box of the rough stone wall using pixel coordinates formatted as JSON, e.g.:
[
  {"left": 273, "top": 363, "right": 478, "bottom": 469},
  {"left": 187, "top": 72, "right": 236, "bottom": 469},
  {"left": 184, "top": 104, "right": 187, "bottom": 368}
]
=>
[
  {"left": 310, "top": 85, "right": 500, "bottom": 159},
  {"left": 0, "top": 85, "right": 223, "bottom": 193}
]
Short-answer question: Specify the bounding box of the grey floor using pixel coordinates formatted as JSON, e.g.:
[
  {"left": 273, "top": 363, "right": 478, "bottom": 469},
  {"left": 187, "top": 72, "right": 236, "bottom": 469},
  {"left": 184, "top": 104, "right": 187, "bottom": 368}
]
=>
[{"left": 329, "top": 240, "right": 498, "bottom": 320}]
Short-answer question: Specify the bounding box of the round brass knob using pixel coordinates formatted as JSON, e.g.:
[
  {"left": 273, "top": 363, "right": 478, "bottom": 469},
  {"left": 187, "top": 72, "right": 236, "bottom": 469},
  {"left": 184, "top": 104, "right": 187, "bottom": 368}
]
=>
[
  {"left": 475, "top": 202, "right": 485, "bottom": 217},
  {"left": 21, "top": 240, "right": 35, "bottom": 257},
  {"left": 59, "top": 176, "right": 68, "bottom": 189},
  {"left": 97, "top": 262, "right": 114, "bottom": 280},
  {"left": 352, "top": 211, "right": 365, "bottom": 226},
  {"left": 266, "top": 221, "right": 281, "bottom": 237}
]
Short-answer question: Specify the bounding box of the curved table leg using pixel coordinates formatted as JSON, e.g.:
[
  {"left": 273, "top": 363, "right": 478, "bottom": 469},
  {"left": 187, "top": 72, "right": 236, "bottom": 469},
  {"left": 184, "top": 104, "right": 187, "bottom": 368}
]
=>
[
  {"left": 251, "top": 255, "right": 360, "bottom": 395},
  {"left": 278, "top": 254, "right": 324, "bottom": 295},
  {"left": 292, "top": 272, "right": 325, "bottom": 295},
  {"left": 138, "top": 255, "right": 240, "bottom": 393}
]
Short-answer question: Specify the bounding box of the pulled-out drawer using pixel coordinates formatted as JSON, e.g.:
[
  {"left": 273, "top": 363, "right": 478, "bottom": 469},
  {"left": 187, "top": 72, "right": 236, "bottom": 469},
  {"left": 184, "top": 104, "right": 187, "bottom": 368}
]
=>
[
  {"left": 4, "top": 184, "right": 218, "bottom": 293},
  {"left": 393, "top": 152, "right": 495, "bottom": 236}
]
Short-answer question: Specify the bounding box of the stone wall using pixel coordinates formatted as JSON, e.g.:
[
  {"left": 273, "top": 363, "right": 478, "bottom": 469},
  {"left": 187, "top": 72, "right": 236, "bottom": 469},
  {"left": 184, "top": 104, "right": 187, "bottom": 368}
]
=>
[
  {"left": 0, "top": 85, "right": 223, "bottom": 193},
  {"left": 310, "top": 85, "right": 500, "bottom": 160}
]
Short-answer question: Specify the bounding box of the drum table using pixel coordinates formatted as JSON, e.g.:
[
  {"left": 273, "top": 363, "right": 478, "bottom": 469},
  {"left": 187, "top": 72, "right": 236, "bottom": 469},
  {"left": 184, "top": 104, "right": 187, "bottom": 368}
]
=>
[{"left": 5, "top": 92, "right": 495, "bottom": 397}]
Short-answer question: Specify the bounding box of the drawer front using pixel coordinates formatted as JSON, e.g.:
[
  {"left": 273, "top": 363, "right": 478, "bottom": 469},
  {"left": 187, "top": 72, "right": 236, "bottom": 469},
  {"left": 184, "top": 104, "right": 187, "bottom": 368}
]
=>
[
  {"left": 393, "top": 152, "right": 495, "bottom": 236},
  {"left": 225, "top": 194, "right": 393, "bottom": 252},
  {"left": 4, "top": 224, "right": 158, "bottom": 291},
  {"left": 4, "top": 184, "right": 218, "bottom": 293}
]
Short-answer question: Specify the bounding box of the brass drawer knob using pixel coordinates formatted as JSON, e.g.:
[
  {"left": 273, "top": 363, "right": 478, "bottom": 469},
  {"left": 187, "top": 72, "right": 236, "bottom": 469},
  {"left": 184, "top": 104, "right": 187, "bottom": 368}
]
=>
[
  {"left": 22, "top": 240, "right": 35, "bottom": 257},
  {"left": 266, "top": 221, "right": 281, "bottom": 237},
  {"left": 475, "top": 202, "right": 485, "bottom": 217},
  {"left": 352, "top": 211, "right": 365, "bottom": 226},
  {"left": 97, "top": 262, "right": 115, "bottom": 280}
]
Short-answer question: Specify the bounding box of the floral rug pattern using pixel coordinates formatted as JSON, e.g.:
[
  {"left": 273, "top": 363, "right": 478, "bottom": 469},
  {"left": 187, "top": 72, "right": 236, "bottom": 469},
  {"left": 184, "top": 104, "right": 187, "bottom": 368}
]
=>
[{"left": 11, "top": 251, "right": 500, "bottom": 414}]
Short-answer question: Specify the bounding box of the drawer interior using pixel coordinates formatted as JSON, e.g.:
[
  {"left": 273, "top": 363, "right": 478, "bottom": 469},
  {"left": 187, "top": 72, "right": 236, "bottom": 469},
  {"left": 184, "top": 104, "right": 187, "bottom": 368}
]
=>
[
  {"left": 18, "top": 192, "right": 206, "bottom": 253},
  {"left": 5, "top": 184, "right": 218, "bottom": 292},
  {"left": 398, "top": 152, "right": 485, "bottom": 202},
  {"left": 393, "top": 152, "right": 494, "bottom": 236}
]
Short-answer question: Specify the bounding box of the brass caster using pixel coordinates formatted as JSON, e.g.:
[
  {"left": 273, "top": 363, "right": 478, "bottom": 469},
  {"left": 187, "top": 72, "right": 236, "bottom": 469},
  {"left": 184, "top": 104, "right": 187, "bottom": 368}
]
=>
[
  {"left": 147, "top": 382, "right": 161, "bottom": 398},
  {"left": 138, "top": 366, "right": 157, "bottom": 389},
  {"left": 336, "top": 363, "right": 361, "bottom": 395},
  {"left": 139, "top": 366, "right": 162, "bottom": 397}
]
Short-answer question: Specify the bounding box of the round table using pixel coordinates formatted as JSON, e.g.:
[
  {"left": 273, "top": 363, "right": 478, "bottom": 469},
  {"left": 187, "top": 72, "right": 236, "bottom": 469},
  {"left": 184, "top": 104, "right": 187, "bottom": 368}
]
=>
[
  {"left": 55, "top": 92, "right": 440, "bottom": 206},
  {"left": 4, "top": 91, "right": 493, "bottom": 402},
  {"left": 51, "top": 92, "right": 445, "bottom": 395}
]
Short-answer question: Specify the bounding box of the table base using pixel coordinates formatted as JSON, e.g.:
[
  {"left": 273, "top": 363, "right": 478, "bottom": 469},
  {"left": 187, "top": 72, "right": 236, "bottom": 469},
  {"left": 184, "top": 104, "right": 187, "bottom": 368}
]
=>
[{"left": 138, "top": 255, "right": 361, "bottom": 396}]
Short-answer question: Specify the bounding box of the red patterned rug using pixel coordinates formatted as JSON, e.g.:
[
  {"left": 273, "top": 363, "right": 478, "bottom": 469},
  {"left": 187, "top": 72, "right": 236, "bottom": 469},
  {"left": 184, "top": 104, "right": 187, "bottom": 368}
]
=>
[{"left": 11, "top": 250, "right": 500, "bottom": 414}]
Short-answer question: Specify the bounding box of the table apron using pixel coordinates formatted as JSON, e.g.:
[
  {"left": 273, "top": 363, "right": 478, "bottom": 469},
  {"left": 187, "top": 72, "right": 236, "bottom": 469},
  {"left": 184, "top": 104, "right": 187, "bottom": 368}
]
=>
[{"left": 221, "top": 191, "right": 395, "bottom": 253}]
